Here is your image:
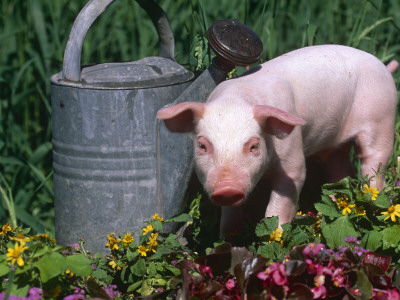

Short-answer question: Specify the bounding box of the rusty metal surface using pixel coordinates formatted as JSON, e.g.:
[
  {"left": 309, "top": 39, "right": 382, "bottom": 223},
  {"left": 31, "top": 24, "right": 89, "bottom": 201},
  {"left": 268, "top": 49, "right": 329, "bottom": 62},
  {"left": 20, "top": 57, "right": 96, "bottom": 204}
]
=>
[{"left": 207, "top": 19, "right": 263, "bottom": 68}]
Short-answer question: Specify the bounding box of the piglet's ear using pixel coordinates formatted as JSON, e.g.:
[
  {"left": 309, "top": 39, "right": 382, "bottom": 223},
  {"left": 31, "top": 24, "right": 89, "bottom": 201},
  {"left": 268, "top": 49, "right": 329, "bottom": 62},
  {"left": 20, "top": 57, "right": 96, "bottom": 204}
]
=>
[
  {"left": 157, "top": 102, "right": 205, "bottom": 133},
  {"left": 253, "top": 105, "right": 305, "bottom": 139}
]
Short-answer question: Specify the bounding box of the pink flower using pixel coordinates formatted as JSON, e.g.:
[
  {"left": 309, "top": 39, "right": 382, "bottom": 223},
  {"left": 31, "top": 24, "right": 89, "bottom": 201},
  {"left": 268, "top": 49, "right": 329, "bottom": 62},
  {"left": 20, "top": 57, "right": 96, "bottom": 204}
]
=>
[
  {"left": 350, "top": 289, "right": 362, "bottom": 296},
  {"left": 269, "top": 262, "right": 287, "bottom": 286},
  {"left": 331, "top": 268, "right": 345, "bottom": 287},
  {"left": 303, "top": 243, "right": 325, "bottom": 257},
  {"left": 258, "top": 262, "right": 287, "bottom": 286},
  {"left": 225, "top": 279, "right": 236, "bottom": 290},
  {"left": 312, "top": 285, "right": 327, "bottom": 299},
  {"left": 199, "top": 265, "right": 213, "bottom": 278},
  {"left": 257, "top": 271, "right": 268, "bottom": 281},
  {"left": 373, "top": 288, "right": 400, "bottom": 300},
  {"left": 305, "top": 259, "right": 322, "bottom": 275}
]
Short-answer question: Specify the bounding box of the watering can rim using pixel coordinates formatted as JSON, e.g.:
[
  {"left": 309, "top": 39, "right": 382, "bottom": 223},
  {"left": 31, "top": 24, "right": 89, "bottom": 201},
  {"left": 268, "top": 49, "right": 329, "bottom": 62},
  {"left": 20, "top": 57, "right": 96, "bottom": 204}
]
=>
[
  {"left": 55, "top": 0, "right": 193, "bottom": 89},
  {"left": 51, "top": 56, "right": 194, "bottom": 90}
]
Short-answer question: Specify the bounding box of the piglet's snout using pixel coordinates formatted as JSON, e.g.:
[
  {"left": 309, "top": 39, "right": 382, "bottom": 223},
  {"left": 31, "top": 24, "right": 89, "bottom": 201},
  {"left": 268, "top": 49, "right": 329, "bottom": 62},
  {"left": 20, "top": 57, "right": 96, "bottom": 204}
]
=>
[{"left": 211, "top": 180, "right": 245, "bottom": 207}]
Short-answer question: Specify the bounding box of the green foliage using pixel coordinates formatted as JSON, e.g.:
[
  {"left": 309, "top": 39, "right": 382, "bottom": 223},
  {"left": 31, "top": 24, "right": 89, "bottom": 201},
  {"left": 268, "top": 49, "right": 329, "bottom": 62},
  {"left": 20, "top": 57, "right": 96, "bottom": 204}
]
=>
[
  {"left": 1, "top": 0, "right": 400, "bottom": 235},
  {"left": 1, "top": 0, "right": 400, "bottom": 297}
]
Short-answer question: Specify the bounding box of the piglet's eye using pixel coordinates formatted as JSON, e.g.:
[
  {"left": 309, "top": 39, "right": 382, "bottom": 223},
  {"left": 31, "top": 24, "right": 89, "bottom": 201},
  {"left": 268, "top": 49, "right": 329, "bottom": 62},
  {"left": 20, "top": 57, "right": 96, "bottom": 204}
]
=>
[
  {"left": 244, "top": 137, "right": 261, "bottom": 156},
  {"left": 198, "top": 142, "right": 207, "bottom": 152},
  {"left": 250, "top": 143, "right": 259, "bottom": 152},
  {"left": 196, "top": 136, "right": 212, "bottom": 155}
]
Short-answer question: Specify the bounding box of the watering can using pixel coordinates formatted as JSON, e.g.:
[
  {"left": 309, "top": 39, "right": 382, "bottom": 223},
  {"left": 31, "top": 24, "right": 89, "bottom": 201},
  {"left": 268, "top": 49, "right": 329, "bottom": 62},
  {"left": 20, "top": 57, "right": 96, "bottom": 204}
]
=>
[{"left": 51, "top": 0, "right": 263, "bottom": 253}]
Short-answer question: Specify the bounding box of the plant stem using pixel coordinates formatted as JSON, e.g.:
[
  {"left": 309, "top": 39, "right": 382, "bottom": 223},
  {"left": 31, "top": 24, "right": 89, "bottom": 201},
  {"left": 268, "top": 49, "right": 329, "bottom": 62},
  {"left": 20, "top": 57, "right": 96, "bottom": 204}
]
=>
[{"left": 0, "top": 184, "right": 17, "bottom": 228}]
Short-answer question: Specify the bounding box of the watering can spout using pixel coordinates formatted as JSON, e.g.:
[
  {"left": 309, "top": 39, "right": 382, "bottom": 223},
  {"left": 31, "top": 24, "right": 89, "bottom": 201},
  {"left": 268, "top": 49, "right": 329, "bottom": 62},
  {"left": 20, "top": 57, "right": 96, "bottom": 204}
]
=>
[{"left": 171, "top": 19, "right": 264, "bottom": 106}]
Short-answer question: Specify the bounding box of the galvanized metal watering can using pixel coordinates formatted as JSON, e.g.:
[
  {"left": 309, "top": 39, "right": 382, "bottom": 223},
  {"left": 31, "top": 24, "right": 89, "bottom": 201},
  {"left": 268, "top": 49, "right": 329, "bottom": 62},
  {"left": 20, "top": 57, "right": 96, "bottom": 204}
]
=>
[{"left": 51, "top": 0, "right": 262, "bottom": 253}]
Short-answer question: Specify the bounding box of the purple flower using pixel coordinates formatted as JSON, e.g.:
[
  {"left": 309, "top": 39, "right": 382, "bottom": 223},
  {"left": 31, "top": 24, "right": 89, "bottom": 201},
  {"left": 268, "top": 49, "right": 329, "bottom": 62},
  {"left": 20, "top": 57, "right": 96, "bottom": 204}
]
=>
[
  {"left": 0, "top": 295, "right": 26, "bottom": 300},
  {"left": 68, "top": 243, "right": 80, "bottom": 252},
  {"left": 27, "top": 288, "right": 43, "bottom": 300},
  {"left": 395, "top": 179, "right": 400, "bottom": 187},
  {"left": 104, "top": 285, "right": 121, "bottom": 299},
  {"left": 63, "top": 295, "right": 84, "bottom": 300},
  {"left": 344, "top": 236, "right": 358, "bottom": 244}
]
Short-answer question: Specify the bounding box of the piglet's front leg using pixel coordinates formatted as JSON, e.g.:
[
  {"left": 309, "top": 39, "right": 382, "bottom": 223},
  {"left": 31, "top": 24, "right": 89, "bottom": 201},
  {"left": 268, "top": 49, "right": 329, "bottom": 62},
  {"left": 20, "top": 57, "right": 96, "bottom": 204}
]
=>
[{"left": 265, "top": 164, "right": 306, "bottom": 226}]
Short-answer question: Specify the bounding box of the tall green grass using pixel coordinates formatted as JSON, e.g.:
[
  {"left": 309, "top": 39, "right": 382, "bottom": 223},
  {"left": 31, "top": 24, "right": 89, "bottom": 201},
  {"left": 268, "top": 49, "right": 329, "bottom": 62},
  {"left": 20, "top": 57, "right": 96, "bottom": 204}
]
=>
[{"left": 0, "top": 0, "right": 399, "bottom": 235}]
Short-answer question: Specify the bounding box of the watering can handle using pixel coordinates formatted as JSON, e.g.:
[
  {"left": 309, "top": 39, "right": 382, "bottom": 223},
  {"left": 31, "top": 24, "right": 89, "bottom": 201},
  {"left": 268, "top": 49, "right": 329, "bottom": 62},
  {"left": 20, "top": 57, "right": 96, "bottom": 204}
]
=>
[{"left": 62, "top": 0, "right": 175, "bottom": 82}]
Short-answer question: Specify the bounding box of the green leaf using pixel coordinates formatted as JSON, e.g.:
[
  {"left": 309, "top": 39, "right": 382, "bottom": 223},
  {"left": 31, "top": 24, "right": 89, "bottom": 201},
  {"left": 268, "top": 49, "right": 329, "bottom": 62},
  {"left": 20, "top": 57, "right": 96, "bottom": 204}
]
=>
[
  {"left": 138, "top": 279, "right": 154, "bottom": 296},
  {"left": 348, "top": 268, "right": 373, "bottom": 299},
  {"left": 8, "top": 283, "right": 30, "bottom": 298},
  {"left": 0, "top": 156, "right": 24, "bottom": 166},
  {"left": 165, "top": 265, "right": 181, "bottom": 276},
  {"left": 151, "top": 246, "right": 174, "bottom": 260},
  {"left": 92, "top": 268, "right": 108, "bottom": 280},
  {"left": 382, "top": 225, "right": 400, "bottom": 250},
  {"left": 285, "top": 227, "right": 311, "bottom": 250},
  {"left": 0, "top": 261, "right": 10, "bottom": 277},
  {"left": 315, "top": 203, "right": 342, "bottom": 218},
  {"left": 321, "top": 216, "right": 360, "bottom": 249},
  {"left": 31, "top": 245, "right": 49, "bottom": 259},
  {"left": 373, "top": 193, "right": 391, "bottom": 209},
  {"left": 165, "top": 213, "right": 193, "bottom": 223},
  {"left": 127, "top": 280, "right": 143, "bottom": 293},
  {"left": 147, "top": 262, "right": 157, "bottom": 277},
  {"left": 131, "top": 258, "right": 146, "bottom": 277},
  {"left": 151, "top": 220, "right": 163, "bottom": 232},
  {"left": 33, "top": 252, "right": 67, "bottom": 283},
  {"left": 66, "top": 254, "right": 93, "bottom": 276},
  {"left": 257, "top": 243, "right": 275, "bottom": 259},
  {"left": 322, "top": 177, "right": 352, "bottom": 191},
  {"left": 361, "top": 230, "right": 382, "bottom": 252},
  {"left": 255, "top": 216, "right": 279, "bottom": 237}
]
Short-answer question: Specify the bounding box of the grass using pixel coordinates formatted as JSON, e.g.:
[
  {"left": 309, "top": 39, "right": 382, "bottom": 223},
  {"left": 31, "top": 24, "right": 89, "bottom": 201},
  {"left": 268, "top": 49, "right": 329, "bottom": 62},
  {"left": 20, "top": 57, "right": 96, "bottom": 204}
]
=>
[{"left": 0, "top": 0, "right": 400, "bottom": 235}]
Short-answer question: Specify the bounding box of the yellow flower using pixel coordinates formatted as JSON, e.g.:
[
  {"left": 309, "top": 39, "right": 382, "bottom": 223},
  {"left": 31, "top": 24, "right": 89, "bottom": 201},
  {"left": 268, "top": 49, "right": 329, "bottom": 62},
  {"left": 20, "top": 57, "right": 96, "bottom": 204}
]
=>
[
  {"left": 138, "top": 245, "right": 148, "bottom": 257},
  {"left": 122, "top": 233, "right": 134, "bottom": 245},
  {"left": 269, "top": 228, "right": 283, "bottom": 244},
  {"left": 66, "top": 269, "right": 74, "bottom": 277},
  {"left": 142, "top": 224, "right": 154, "bottom": 235},
  {"left": 355, "top": 205, "right": 366, "bottom": 216},
  {"left": 152, "top": 213, "right": 164, "bottom": 221},
  {"left": 31, "top": 233, "right": 56, "bottom": 244},
  {"left": 6, "top": 243, "right": 28, "bottom": 267},
  {"left": 363, "top": 184, "right": 379, "bottom": 201},
  {"left": 109, "top": 260, "right": 121, "bottom": 270},
  {"left": 147, "top": 233, "right": 159, "bottom": 253},
  {"left": 336, "top": 196, "right": 355, "bottom": 215},
  {"left": 106, "top": 233, "right": 121, "bottom": 250},
  {"left": 0, "top": 223, "right": 12, "bottom": 236},
  {"left": 10, "top": 233, "right": 31, "bottom": 246},
  {"left": 381, "top": 204, "right": 400, "bottom": 222}
]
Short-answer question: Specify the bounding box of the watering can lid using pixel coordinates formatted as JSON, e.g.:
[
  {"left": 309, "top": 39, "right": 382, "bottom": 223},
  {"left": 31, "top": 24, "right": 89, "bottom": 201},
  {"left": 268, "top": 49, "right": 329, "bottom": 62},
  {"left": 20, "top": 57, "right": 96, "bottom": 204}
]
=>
[{"left": 51, "top": 56, "right": 194, "bottom": 90}]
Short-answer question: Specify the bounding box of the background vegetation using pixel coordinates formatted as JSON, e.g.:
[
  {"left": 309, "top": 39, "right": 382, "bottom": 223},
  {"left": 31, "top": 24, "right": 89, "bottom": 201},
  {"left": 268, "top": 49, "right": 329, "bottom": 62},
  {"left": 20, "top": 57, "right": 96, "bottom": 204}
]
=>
[{"left": 0, "top": 0, "right": 399, "bottom": 235}]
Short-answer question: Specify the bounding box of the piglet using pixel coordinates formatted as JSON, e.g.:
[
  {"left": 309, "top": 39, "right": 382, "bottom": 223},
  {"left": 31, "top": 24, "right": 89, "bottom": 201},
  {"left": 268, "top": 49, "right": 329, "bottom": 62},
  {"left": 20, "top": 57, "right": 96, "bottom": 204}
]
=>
[{"left": 157, "top": 45, "right": 397, "bottom": 236}]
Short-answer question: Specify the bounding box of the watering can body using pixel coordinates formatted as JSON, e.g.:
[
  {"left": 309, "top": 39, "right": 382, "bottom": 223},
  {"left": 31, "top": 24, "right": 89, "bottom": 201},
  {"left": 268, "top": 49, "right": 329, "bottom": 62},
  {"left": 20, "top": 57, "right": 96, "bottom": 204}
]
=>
[{"left": 51, "top": 0, "right": 194, "bottom": 252}]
